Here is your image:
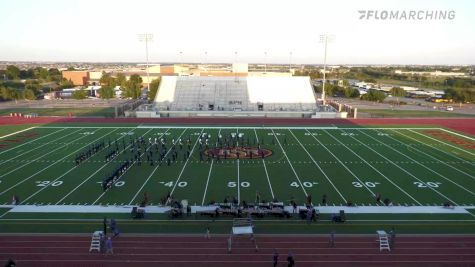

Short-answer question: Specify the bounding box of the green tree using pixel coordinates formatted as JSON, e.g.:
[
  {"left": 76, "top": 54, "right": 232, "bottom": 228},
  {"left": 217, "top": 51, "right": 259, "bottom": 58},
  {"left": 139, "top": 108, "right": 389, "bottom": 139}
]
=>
[
  {"left": 72, "top": 89, "right": 88, "bottom": 100},
  {"left": 100, "top": 72, "right": 116, "bottom": 87},
  {"left": 59, "top": 78, "right": 74, "bottom": 89},
  {"left": 0, "top": 86, "right": 13, "bottom": 101},
  {"left": 33, "top": 67, "right": 49, "bottom": 80},
  {"left": 389, "top": 87, "right": 406, "bottom": 105},
  {"left": 124, "top": 74, "right": 143, "bottom": 99},
  {"left": 147, "top": 78, "right": 161, "bottom": 100},
  {"left": 116, "top": 73, "right": 127, "bottom": 87},
  {"left": 67, "top": 66, "right": 76, "bottom": 71},
  {"left": 48, "top": 68, "right": 62, "bottom": 82},
  {"left": 99, "top": 86, "right": 115, "bottom": 99},
  {"left": 6, "top": 65, "right": 20, "bottom": 80},
  {"left": 24, "top": 89, "right": 36, "bottom": 100},
  {"left": 361, "top": 89, "right": 387, "bottom": 102}
]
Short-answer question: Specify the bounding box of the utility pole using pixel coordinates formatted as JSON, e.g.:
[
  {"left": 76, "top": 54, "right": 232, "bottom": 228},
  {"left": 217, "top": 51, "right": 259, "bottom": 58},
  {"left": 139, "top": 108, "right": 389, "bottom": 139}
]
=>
[{"left": 138, "top": 33, "right": 153, "bottom": 96}]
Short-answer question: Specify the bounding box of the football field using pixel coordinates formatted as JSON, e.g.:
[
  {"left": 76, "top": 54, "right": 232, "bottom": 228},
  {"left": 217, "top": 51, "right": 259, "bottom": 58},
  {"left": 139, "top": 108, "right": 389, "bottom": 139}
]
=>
[{"left": 0, "top": 124, "right": 474, "bottom": 213}]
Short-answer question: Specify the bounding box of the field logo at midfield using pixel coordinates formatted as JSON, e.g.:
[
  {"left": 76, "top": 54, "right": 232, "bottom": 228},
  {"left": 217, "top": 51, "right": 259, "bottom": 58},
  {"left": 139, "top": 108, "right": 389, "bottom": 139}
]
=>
[{"left": 204, "top": 146, "right": 272, "bottom": 159}]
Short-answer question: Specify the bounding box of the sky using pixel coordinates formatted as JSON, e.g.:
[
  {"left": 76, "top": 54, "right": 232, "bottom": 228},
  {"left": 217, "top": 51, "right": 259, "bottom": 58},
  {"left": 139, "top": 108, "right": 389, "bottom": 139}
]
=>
[{"left": 0, "top": 0, "right": 474, "bottom": 65}]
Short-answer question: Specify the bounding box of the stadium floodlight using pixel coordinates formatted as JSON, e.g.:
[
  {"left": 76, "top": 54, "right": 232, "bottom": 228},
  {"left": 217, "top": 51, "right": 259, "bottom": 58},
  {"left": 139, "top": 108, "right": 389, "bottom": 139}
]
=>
[
  {"left": 319, "top": 34, "right": 334, "bottom": 105},
  {"left": 137, "top": 33, "right": 153, "bottom": 94}
]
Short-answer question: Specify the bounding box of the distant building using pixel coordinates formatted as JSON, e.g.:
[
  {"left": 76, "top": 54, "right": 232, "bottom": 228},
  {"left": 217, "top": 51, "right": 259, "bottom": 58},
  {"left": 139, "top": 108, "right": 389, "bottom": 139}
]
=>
[
  {"left": 394, "top": 70, "right": 466, "bottom": 77},
  {"left": 62, "top": 71, "right": 89, "bottom": 86}
]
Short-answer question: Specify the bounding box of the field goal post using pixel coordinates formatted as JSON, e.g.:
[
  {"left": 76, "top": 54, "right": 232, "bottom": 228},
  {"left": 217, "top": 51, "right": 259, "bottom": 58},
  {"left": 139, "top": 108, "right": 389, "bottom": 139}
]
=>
[{"left": 228, "top": 218, "right": 258, "bottom": 253}]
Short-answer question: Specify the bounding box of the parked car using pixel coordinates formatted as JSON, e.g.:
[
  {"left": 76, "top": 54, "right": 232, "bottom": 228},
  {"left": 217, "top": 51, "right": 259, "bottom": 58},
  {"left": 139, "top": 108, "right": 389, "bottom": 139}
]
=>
[{"left": 446, "top": 106, "right": 454, "bottom": 111}]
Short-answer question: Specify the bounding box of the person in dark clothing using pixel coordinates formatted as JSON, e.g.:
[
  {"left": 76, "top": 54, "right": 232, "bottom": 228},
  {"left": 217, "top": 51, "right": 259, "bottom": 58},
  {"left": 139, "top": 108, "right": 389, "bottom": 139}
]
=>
[
  {"left": 287, "top": 252, "right": 295, "bottom": 267},
  {"left": 103, "top": 217, "right": 107, "bottom": 235},
  {"left": 4, "top": 258, "right": 15, "bottom": 267},
  {"left": 273, "top": 250, "right": 279, "bottom": 267}
]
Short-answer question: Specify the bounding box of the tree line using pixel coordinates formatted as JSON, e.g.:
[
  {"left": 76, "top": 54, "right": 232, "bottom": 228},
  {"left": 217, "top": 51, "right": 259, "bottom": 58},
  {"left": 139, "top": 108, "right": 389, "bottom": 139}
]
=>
[{"left": 1, "top": 65, "right": 160, "bottom": 101}]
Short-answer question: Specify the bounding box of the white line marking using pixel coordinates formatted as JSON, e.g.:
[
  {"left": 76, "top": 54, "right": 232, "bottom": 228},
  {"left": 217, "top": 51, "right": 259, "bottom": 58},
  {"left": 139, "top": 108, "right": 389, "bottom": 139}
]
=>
[
  {"left": 409, "top": 129, "right": 475, "bottom": 157},
  {"left": 236, "top": 128, "right": 240, "bottom": 203},
  {"left": 322, "top": 129, "right": 423, "bottom": 205},
  {"left": 401, "top": 129, "right": 475, "bottom": 168},
  {"left": 128, "top": 128, "right": 188, "bottom": 205},
  {"left": 352, "top": 129, "right": 458, "bottom": 205},
  {"left": 271, "top": 128, "right": 308, "bottom": 197},
  {"left": 0, "top": 128, "right": 83, "bottom": 167},
  {"left": 92, "top": 128, "right": 160, "bottom": 205},
  {"left": 21, "top": 128, "right": 121, "bottom": 204},
  {"left": 0, "top": 128, "right": 105, "bottom": 196},
  {"left": 0, "top": 128, "right": 66, "bottom": 156},
  {"left": 169, "top": 129, "right": 204, "bottom": 199},
  {"left": 55, "top": 127, "right": 144, "bottom": 204},
  {"left": 391, "top": 130, "right": 475, "bottom": 180},
  {"left": 305, "top": 128, "right": 376, "bottom": 198},
  {"left": 254, "top": 129, "right": 274, "bottom": 200},
  {"left": 289, "top": 129, "right": 346, "bottom": 203},
  {"left": 363, "top": 129, "right": 475, "bottom": 197},
  {"left": 201, "top": 129, "right": 221, "bottom": 206}
]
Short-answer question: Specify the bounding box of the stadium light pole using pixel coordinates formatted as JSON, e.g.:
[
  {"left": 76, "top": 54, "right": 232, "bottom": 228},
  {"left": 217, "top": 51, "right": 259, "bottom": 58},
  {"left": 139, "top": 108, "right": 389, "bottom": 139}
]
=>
[
  {"left": 319, "top": 34, "right": 334, "bottom": 106},
  {"left": 138, "top": 33, "right": 153, "bottom": 95},
  {"left": 264, "top": 52, "right": 267, "bottom": 73},
  {"left": 179, "top": 51, "right": 183, "bottom": 76},
  {"left": 289, "top": 51, "right": 292, "bottom": 73}
]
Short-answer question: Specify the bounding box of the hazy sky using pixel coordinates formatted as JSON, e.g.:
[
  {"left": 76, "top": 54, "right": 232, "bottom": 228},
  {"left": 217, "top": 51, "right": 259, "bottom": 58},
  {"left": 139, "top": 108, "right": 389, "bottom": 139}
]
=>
[{"left": 0, "top": 0, "right": 473, "bottom": 64}]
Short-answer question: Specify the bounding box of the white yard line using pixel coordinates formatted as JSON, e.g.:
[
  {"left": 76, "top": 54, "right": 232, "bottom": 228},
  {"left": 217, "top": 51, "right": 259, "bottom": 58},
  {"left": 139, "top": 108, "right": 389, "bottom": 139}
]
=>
[
  {"left": 0, "top": 128, "right": 66, "bottom": 155},
  {"left": 289, "top": 129, "right": 347, "bottom": 203},
  {"left": 20, "top": 128, "right": 121, "bottom": 204},
  {"left": 54, "top": 128, "right": 145, "bottom": 205},
  {"left": 440, "top": 128, "right": 475, "bottom": 141},
  {"left": 0, "top": 126, "right": 36, "bottom": 140},
  {"left": 128, "top": 128, "right": 188, "bottom": 205},
  {"left": 321, "top": 129, "right": 422, "bottom": 205},
  {"left": 347, "top": 129, "right": 459, "bottom": 205},
  {"left": 253, "top": 129, "right": 275, "bottom": 200},
  {"left": 362, "top": 129, "right": 475, "bottom": 197},
  {"left": 270, "top": 128, "right": 308, "bottom": 197},
  {"left": 391, "top": 130, "right": 475, "bottom": 180},
  {"left": 0, "top": 128, "right": 85, "bottom": 178},
  {"left": 0, "top": 128, "right": 84, "bottom": 167},
  {"left": 404, "top": 129, "right": 475, "bottom": 167},
  {"left": 409, "top": 129, "right": 475, "bottom": 157},
  {"left": 89, "top": 128, "right": 159, "bottom": 205},
  {"left": 168, "top": 129, "right": 204, "bottom": 198},
  {"left": 201, "top": 129, "right": 221, "bottom": 206},
  {"left": 236, "top": 128, "right": 240, "bottom": 203},
  {"left": 304, "top": 128, "right": 376, "bottom": 198},
  {"left": 0, "top": 128, "right": 108, "bottom": 196}
]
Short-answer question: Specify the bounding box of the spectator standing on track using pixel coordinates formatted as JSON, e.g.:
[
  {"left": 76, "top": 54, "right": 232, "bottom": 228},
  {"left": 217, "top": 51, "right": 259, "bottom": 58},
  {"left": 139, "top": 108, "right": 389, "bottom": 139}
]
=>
[
  {"left": 105, "top": 237, "right": 113, "bottom": 255},
  {"left": 4, "top": 258, "right": 16, "bottom": 267},
  {"left": 110, "top": 219, "right": 120, "bottom": 237},
  {"left": 287, "top": 252, "right": 295, "bottom": 267},
  {"left": 103, "top": 217, "right": 108, "bottom": 235},
  {"left": 273, "top": 250, "right": 279, "bottom": 267},
  {"left": 389, "top": 227, "right": 396, "bottom": 249},
  {"left": 329, "top": 230, "right": 335, "bottom": 247},
  {"left": 205, "top": 226, "right": 211, "bottom": 239}
]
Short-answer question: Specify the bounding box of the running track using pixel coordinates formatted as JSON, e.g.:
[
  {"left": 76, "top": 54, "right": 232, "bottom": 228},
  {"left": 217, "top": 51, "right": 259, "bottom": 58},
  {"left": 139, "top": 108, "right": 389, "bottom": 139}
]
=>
[{"left": 1, "top": 235, "right": 475, "bottom": 267}]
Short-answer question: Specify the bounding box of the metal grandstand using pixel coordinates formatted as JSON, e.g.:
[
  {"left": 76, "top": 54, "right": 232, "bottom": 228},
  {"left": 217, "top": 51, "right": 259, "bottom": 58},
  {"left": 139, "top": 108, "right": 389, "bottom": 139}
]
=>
[{"left": 135, "top": 76, "right": 344, "bottom": 118}]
